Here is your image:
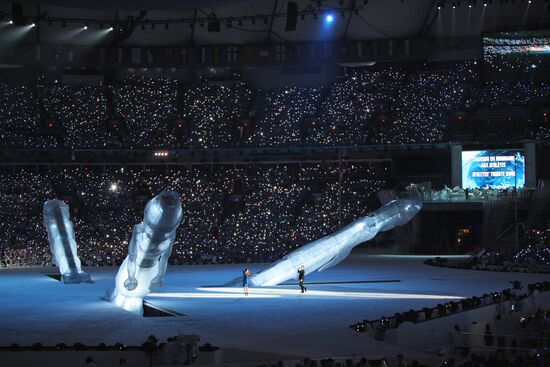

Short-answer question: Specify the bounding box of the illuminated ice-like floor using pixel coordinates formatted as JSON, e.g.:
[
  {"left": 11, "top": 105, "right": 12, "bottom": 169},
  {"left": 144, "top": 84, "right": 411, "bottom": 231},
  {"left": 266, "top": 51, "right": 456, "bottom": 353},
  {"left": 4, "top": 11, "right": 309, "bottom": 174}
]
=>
[{"left": 1, "top": 252, "right": 549, "bottom": 361}]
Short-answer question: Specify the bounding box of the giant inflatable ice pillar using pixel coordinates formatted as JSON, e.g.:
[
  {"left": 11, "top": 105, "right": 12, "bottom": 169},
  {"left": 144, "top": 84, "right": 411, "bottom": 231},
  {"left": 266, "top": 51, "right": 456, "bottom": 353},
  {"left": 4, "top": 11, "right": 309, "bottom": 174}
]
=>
[
  {"left": 250, "top": 197, "right": 422, "bottom": 287},
  {"left": 109, "top": 191, "right": 183, "bottom": 314},
  {"left": 43, "top": 200, "right": 92, "bottom": 284}
]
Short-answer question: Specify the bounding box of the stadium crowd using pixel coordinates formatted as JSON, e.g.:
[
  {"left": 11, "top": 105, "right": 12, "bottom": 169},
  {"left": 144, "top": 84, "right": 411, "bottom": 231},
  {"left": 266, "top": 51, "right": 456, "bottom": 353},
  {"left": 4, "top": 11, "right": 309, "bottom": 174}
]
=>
[
  {"left": 1, "top": 61, "right": 549, "bottom": 150},
  {"left": 1, "top": 60, "right": 550, "bottom": 269},
  {"left": 0, "top": 164, "right": 387, "bottom": 267},
  {"left": 423, "top": 222, "right": 550, "bottom": 274},
  {"left": 470, "top": 227, "right": 550, "bottom": 273}
]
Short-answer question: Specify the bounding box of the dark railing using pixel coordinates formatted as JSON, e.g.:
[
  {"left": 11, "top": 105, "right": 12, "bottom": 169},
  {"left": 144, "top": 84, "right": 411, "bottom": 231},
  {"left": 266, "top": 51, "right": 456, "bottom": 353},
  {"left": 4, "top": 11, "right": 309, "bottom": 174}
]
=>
[{"left": 350, "top": 281, "right": 550, "bottom": 335}]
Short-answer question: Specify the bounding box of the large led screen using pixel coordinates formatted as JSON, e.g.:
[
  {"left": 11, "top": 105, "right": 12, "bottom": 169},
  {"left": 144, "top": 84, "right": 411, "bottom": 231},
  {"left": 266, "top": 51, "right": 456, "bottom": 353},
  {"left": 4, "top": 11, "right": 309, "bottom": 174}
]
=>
[{"left": 462, "top": 150, "right": 525, "bottom": 189}]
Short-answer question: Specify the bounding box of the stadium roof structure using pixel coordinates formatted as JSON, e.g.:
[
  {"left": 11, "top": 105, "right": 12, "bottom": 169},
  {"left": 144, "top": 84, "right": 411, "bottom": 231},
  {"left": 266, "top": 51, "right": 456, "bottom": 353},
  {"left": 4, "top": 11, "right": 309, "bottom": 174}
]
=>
[{"left": 0, "top": 0, "right": 547, "bottom": 46}]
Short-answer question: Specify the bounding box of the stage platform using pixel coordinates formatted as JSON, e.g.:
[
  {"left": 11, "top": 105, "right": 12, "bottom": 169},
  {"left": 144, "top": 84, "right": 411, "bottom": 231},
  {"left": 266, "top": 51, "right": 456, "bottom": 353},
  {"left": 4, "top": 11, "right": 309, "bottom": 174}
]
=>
[{"left": 2, "top": 252, "right": 549, "bottom": 362}]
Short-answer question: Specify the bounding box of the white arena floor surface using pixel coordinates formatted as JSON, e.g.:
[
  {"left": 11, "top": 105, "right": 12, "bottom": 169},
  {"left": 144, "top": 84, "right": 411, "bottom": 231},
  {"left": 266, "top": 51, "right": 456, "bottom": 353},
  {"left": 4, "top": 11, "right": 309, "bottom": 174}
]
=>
[{"left": 2, "top": 252, "right": 549, "bottom": 362}]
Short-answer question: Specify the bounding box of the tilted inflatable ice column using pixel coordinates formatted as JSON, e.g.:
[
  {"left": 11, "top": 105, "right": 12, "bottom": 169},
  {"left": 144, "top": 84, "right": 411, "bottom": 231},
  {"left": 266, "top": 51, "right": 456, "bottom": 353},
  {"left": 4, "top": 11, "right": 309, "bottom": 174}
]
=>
[
  {"left": 43, "top": 200, "right": 92, "bottom": 284},
  {"left": 250, "top": 197, "right": 422, "bottom": 287},
  {"left": 109, "top": 191, "right": 183, "bottom": 314}
]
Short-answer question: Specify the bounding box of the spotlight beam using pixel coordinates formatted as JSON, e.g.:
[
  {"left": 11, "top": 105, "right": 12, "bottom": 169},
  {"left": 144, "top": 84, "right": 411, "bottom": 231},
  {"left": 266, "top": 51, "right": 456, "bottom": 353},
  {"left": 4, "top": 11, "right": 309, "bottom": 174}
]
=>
[
  {"left": 418, "top": 0, "right": 439, "bottom": 36},
  {"left": 265, "top": 0, "right": 279, "bottom": 42},
  {"left": 0, "top": 23, "right": 35, "bottom": 43},
  {"left": 341, "top": 8, "right": 354, "bottom": 40},
  {"left": 147, "top": 288, "right": 466, "bottom": 300}
]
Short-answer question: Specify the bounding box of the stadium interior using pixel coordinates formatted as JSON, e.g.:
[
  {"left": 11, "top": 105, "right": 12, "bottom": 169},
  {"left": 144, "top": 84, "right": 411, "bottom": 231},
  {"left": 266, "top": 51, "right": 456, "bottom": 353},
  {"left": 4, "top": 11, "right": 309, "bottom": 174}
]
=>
[{"left": 1, "top": 0, "right": 550, "bottom": 366}]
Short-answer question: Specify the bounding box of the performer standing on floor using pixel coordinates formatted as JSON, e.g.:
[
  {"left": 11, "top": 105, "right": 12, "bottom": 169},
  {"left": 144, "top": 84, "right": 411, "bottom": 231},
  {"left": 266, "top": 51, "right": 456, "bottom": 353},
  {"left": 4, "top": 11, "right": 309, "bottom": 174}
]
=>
[
  {"left": 298, "top": 264, "right": 307, "bottom": 293},
  {"left": 242, "top": 268, "right": 252, "bottom": 296}
]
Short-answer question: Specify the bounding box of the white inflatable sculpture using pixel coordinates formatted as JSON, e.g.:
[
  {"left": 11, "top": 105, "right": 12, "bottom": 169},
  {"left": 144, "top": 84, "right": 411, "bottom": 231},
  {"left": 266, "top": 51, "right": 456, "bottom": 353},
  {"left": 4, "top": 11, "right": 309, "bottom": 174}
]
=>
[
  {"left": 109, "top": 191, "right": 183, "bottom": 314},
  {"left": 43, "top": 200, "right": 92, "bottom": 284},
  {"left": 251, "top": 198, "right": 422, "bottom": 287}
]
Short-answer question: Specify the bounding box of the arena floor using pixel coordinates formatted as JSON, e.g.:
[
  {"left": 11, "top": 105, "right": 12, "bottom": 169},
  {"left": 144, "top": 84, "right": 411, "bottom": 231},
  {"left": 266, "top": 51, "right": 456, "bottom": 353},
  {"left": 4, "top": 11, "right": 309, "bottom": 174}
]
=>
[{"left": 2, "top": 252, "right": 549, "bottom": 362}]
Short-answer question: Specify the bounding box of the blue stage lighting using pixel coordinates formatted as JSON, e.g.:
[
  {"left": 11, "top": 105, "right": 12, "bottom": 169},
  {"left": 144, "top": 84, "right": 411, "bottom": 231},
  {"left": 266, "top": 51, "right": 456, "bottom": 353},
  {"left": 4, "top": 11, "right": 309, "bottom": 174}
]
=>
[{"left": 325, "top": 14, "right": 334, "bottom": 23}]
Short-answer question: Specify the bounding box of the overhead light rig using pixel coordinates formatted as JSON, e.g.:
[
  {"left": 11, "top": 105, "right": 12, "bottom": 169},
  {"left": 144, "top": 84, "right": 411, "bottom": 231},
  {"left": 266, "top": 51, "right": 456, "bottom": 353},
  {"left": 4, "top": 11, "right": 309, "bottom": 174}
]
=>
[{"left": 0, "top": 3, "right": 365, "bottom": 31}]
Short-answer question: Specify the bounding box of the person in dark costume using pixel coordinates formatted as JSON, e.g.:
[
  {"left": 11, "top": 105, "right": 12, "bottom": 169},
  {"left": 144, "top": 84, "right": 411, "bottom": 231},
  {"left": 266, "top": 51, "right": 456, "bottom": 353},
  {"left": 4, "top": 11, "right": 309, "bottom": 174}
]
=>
[{"left": 298, "top": 264, "right": 307, "bottom": 293}]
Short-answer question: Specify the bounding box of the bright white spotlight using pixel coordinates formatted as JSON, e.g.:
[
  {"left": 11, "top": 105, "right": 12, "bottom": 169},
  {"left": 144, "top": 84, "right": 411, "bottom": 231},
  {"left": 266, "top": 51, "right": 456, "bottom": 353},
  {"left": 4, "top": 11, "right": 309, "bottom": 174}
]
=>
[
  {"left": 193, "top": 287, "right": 466, "bottom": 300},
  {"left": 8, "top": 20, "right": 13, "bottom": 24},
  {"left": 83, "top": 26, "right": 88, "bottom": 30},
  {"left": 108, "top": 27, "right": 113, "bottom": 31},
  {"left": 31, "top": 23, "right": 35, "bottom": 27},
  {"left": 325, "top": 14, "right": 334, "bottom": 23}
]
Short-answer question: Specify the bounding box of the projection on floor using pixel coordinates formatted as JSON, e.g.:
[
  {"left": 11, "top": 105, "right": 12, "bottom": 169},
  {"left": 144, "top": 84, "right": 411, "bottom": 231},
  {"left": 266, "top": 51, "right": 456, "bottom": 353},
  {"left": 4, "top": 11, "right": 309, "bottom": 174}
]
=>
[
  {"left": 250, "top": 197, "right": 422, "bottom": 287},
  {"left": 109, "top": 191, "right": 183, "bottom": 314},
  {"left": 43, "top": 200, "right": 92, "bottom": 284}
]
